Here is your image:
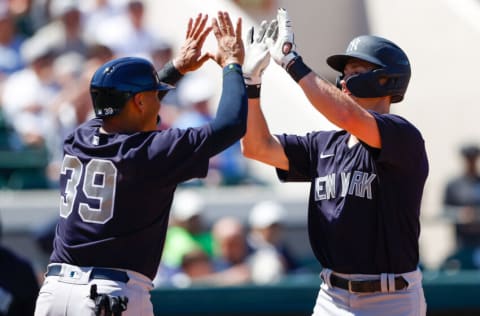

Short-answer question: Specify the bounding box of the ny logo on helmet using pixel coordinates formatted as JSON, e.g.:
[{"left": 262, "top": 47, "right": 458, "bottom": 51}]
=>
[{"left": 347, "top": 38, "right": 361, "bottom": 52}]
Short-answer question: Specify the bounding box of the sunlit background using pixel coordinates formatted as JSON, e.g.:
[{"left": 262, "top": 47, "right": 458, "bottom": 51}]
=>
[{"left": 0, "top": 0, "right": 479, "bottom": 315}]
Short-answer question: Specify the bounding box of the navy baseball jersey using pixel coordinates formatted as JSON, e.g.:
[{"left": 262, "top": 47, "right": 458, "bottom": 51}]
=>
[
  {"left": 276, "top": 112, "right": 428, "bottom": 274},
  {"left": 50, "top": 65, "right": 246, "bottom": 280},
  {"left": 51, "top": 120, "right": 212, "bottom": 279}
]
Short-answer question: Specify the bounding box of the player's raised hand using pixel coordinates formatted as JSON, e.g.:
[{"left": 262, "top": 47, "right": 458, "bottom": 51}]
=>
[
  {"left": 174, "top": 13, "right": 212, "bottom": 74},
  {"left": 209, "top": 11, "right": 244, "bottom": 67},
  {"left": 265, "top": 8, "right": 298, "bottom": 69},
  {"left": 243, "top": 20, "right": 270, "bottom": 85}
]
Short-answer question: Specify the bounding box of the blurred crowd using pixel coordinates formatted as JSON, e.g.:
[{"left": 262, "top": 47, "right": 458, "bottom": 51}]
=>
[
  {"left": 153, "top": 192, "right": 309, "bottom": 288},
  {"left": 0, "top": 0, "right": 260, "bottom": 189}
]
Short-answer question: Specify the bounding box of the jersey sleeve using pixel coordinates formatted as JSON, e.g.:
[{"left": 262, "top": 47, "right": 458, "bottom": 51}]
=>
[
  {"left": 373, "top": 112, "right": 428, "bottom": 172},
  {"left": 146, "top": 127, "right": 212, "bottom": 184},
  {"left": 274, "top": 133, "right": 313, "bottom": 182}
]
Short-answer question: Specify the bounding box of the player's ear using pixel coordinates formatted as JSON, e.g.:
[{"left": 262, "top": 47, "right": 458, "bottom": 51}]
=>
[{"left": 132, "top": 93, "right": 145, "bottom": 112}]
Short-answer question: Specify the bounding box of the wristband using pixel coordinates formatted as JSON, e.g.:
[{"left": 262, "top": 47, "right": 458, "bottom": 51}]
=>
[
  {"left": 286, "top": 56, "right": 312, "bottom": 82},
  {"left": 158, "top": 60, "right": 183, "bottom": 85},
  {"left": 223, "top": 63, "right": 243, "bottom": 77},
  {"left": 246, "top": 84, "right": 261, "bottom": 99}
]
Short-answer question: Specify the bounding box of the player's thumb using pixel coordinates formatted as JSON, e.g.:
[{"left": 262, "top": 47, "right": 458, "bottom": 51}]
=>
[{"left": 198, "top": 52, "right": 211, "bottom": 65}]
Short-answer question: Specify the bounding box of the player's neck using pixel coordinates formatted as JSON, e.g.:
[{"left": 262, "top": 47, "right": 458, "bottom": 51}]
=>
[{"left": 101, "top": 119, "right": 137, "bottom": 134}]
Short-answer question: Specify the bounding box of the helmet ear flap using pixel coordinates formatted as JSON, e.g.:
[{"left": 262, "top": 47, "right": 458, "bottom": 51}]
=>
[
  {"left": 345, "top": 69, "right": 387, "bottom": 99},
  {"left": 91, "top": 88, "right": 132, "bottom": 117},
  {"left": 345, "top": 68, "right": 409, "bottom": 103}
]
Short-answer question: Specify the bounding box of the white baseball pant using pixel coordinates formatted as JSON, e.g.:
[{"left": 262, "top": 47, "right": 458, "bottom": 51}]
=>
[
  {"left": 312, "top": 268, "right": 427, "bottom": 316},
  {"left": 34, "top": 263, "right": 154, "bottom": 316}
]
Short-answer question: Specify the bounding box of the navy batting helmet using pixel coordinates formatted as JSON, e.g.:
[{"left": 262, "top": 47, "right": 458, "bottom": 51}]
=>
[
  {"left": 90, "top": 57, "right": 173, "bottom": 118},
  {"left": 326, "top": 35, "right": 411, "bottom": 103}
]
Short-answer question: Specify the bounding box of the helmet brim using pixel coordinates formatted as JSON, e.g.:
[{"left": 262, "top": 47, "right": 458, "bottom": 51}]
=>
[
  {"left": 327, "top": 53, "right": 386, "bottom": 73},
  {"left": 156, "top": 81, "right": 175, "bottom": 92}
]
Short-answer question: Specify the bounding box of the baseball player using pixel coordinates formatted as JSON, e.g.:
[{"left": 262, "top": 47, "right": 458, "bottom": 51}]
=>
[
  {"left": 241, "top": 8, "right": 428, "bottom": 316},
  {"left": 34, "top": 11, "right": 246, "bottom": 316}
]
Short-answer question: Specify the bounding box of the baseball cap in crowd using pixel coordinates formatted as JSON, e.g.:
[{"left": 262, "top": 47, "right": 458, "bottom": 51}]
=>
[
  {"left": 50, "top": 0, "right": 80, "bottom": 18},
  {"left": 460, "top": 144, "right": 480, "bottom": 158},
  {"left": 248, "top": 200, "right": 286, "bottom": 229},
  {"left": 177, "top": 73, "right": 214, "bottom": 108},
  {"left": 171, "top": 191, "right": 206, "bottom": 221},
  {"left": 20, "top": 35, "right": 57, "bottom": 64}
]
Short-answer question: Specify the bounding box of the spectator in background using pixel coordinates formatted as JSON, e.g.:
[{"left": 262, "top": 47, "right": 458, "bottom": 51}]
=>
[
  {"left": 174, "top": 72, "right": 216, "bottom": 129},
  {"left": 94, "top": 0, "right": 164, "bottom": 58},
  {"left": 444, "top": 144, "right": 480, "bottom": 247},
  {"left": 0, "top": 213, "right": 39, "bottom": 316},
  {"left": 212, "top": 216, "right": 285, "bottom": 285},
  {"left": 161, "top": 190, "right": 214, "bottom": 269},
  {"left": 154, "top": 190, "right": 214, "bottom": 286},
  {"left": 8, "top": 0, "right": 45, "bottom": 37},
  {"left": 0, "top": 5, "right": 25, "bottom": 81},
  {"left": 33, "top": 0, "right": 89, "bottom": 57},
  {"left": 50, "top": 52, "right": 87, "bottom": 141},
  {"left": 150, "top": 39, "right": 174, "bottom": 70},
  {"left": 159, "top": 249, "right": 215, "bottom": 288},
  {"left": 441, "top": 144, "right": 480, "bottom": 270},
  {"left": 174, "top": 73, "right": 249, "bottom": 186},
  {"left": 247, "top": 200, "right": 299, "bottom": 273},
  {"left": 81, "top": 0, "right": 123, "bottom": 44},
  {"left": 1, "top": 35, "right": 59, "bottom": 149},
  {"left": 210, "top": 216, "right": 252, "bottom": 285}
]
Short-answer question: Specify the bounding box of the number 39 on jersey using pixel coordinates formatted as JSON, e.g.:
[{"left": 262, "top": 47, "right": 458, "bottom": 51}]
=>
[{"left": 59, "top": 155, "right": 118, "bottom": 224}]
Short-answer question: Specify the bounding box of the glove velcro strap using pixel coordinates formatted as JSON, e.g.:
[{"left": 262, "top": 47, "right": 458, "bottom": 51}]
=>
[
  {"left": 246, "top": 84, "right": 261, "bottom": 99},
  {"left": 286, "top": 56, "right": 312, "bottom": 82}
]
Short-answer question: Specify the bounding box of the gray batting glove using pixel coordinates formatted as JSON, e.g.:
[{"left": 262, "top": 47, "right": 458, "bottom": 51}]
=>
[
  {"left": 265, "top": 8, "right": 298, "bottom": 70},
  {"left": 243, "top": 20, "right": 270, "bottom": 85}
]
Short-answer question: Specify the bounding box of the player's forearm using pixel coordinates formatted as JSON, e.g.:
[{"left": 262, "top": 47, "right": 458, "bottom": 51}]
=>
[
  {"left": 299, "top": 72, "right": 367, "bottom": 130},
  {"left": 242, "top": 98, "right": 269, "bottom": 154},
  {"left": 241, "top": 98, "right": 289, "bottom": 170},
  {"left": 209, "top": 63, "right": 247, "bottom": 149}
]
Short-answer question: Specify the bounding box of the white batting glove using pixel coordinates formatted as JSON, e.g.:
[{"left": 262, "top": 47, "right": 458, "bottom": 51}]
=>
[
  {"left": 243, "top": 20, "right": 270, "bottom": 85},
  {"left": 265, "top": 8, "right": 298, "bottom": 70}
]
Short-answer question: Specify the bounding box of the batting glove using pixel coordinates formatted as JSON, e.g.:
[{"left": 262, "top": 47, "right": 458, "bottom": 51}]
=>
[
  {"left": 243, "top": 20, "right": 270, "bottom": 86},
  {"left": 266, "top": 8, "right": 312, "bottom": 82},
  {"left": 265, "top": 8, "right": 297, "bottom": 70}
]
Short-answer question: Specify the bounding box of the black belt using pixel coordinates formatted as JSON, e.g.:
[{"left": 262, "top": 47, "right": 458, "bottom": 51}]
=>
[
  {"left": 46, "top": 265, "right": 130, "bottom": 283},
  {"left": 326, "top": 273, "right": 408, "bottom": 293}
]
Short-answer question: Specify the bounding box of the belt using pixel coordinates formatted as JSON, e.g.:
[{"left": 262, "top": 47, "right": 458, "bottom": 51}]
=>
[
  {"left": 46, "top": 265, "right": 130, "bottom": 283},
  {"left": 327, "top": 273, "right": 408, "bottom": 293}
]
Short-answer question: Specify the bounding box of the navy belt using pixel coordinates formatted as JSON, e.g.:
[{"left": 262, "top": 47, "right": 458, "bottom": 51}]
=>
[
  {"left": 46, "top": 265, "right": 130, "bottom": 283},
  {"left": 326, "top": 274, "right": 408, "bottom": 293}
]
